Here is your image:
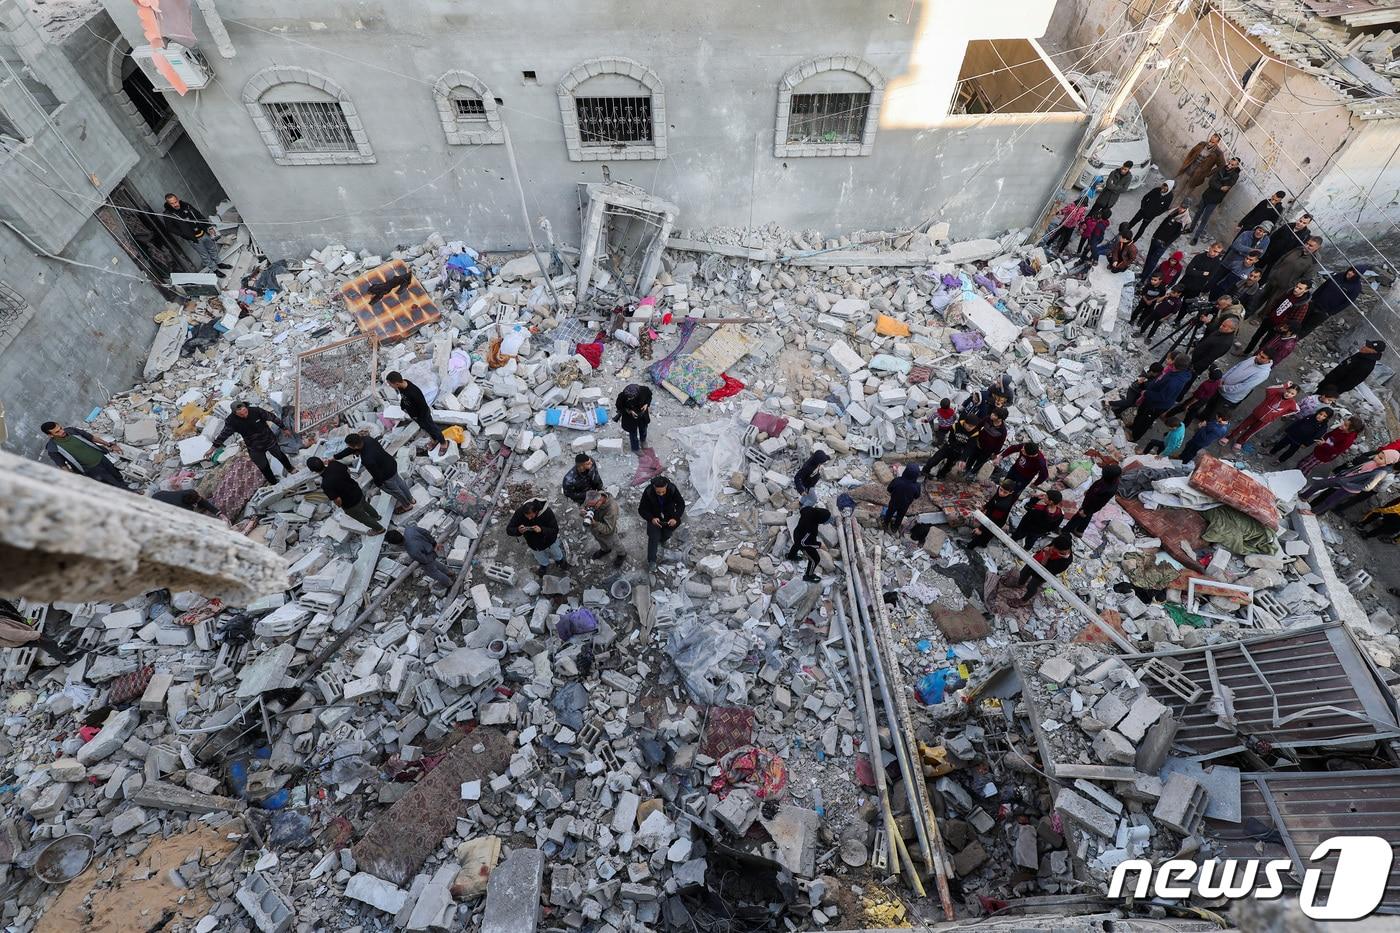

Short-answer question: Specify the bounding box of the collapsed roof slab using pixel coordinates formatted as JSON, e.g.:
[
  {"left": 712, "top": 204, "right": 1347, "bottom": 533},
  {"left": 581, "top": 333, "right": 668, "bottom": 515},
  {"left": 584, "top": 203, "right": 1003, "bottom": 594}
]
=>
[{"left": 0, "top": 449, "right": 288, "bottom": 605}]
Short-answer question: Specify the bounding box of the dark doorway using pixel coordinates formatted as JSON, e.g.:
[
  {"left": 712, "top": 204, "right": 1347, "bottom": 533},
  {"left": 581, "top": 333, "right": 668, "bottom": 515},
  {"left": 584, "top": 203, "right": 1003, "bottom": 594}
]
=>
[{"left": 95, "top": 179, "right": 187, "bottom": 297}]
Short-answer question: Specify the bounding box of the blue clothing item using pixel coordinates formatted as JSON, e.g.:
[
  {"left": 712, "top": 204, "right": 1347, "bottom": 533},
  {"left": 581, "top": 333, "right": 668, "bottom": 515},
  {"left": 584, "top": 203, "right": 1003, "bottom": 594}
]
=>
[
  {"left": 1142, "top": 368, "right": 1193, "bottom": 411},
  {"left": 1161, "top": 423, "right": 1187, "bottom": 457},
  {"left": 886, "top": 464, "right": 923, "bottom": 512},
  {"left": 1187, "top": 421, "right": 1231, "bottom": 450},
  {"left": 1225, "top": 230, "right": 1269, "bottom": 271}
]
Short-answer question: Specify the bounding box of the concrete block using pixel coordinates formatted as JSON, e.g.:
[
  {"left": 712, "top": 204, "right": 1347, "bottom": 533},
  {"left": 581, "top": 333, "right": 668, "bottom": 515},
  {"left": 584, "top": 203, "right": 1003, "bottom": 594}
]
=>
[
  {"left": 1153, "top": 773, "right": 1208, "bottom": 835},
  {"left": 346, "top": 872, "right": 408, "bottom": 914},
  {"left": 433, "top": 647, "right": 500, "bottom": 689},
  {"left": 481, "top": 848, "right": 543, "bottom": 933},
  {"left": 1092, "top": 729, "right": 1136, "bottom": 765},
  {"left": 1054, "top": 787, "right": 1117, "bottom": 839},
  {"left": 1116, "top": 694, "right": 1167, "bottom": 742}
]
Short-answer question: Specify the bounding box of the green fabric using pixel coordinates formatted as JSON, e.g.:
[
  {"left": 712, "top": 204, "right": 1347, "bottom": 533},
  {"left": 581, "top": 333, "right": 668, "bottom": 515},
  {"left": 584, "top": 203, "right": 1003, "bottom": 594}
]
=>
[
  {"left": 55, "top": 434, "right": 102, "bottom": 468},
  {"left": 344, "top": 499, "right": 384, "bottom": 532},
  {"left": 1164, "top": 601, "right": 1208, "bottom": 629},
  {"left": 1201, "top": 505, "right": 1276, "bottom": 556}
]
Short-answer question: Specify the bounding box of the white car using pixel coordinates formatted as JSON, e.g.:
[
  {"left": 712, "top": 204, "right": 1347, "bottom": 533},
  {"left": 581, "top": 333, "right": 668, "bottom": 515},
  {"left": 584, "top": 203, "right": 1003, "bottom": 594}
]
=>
[{"left": 1067, "top": 71, "right": 1153, "bottom": 191}]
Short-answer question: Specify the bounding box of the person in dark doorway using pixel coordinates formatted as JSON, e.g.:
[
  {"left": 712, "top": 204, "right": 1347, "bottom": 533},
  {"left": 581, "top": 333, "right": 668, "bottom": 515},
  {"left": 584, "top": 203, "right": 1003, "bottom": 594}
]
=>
[
  {"left": 162, "top": 193, "right": 227, "bottom": 275},
  {"left": 1093, "top": 161, "right": 1134, "bottom": 212},
  {"left": 1012, "top": 534, "right": 1075, "bottom": 605},
  {"left": 882, "top": 464, "right": 923, "bottom": 534},
  {"left": 1268, "top": 407, "right": 1333, "bottom": 462},
  {"left": 923, "top": 412, "right": 980, "bottom": 480},
  {"left": 335, "top": 432, "right": 415, "bottom": 512},
  {"left": 616, "top": 383, "right": 653, "bottom": 452},
  {"left": 786, "top": 505, "right": 832, "bottom": 583},
  {"left": 1234, "top": 190, "right": 1287, "bottom": 238},
  {"left": 0, "top": 599, "right": 77, "bottom": 665},
  {"left": 385, "top": 371, "right": 448, "bottom": 454},
  {"left": 1140, "top": 206, "right": 1190, "bottom": 281},
  {"left": 561, "top": 453, "right": 604, "bottom": 505},
  {"left": 1064, "top": 464, "right": 1122, "bottom": 537},
  {"left": 1188, "top": 156, "right": 1242, "bottom": 244},
  {"left": 213, "top": 401, "right": 296, "bottom": 487},
  {"left": 1124, "top": 180, "right": 1173, "bottom": 242},
  {"left": 793, "top": 449, "right": 830, "bottom": 504},
  {"left": 1299, "top": 266, "right": 1363, "bottom": 339},
  {"left": 581, "top": 489, "right": 625, "bottom": 567},
  {"left": 507, "top": 498, "right": 567, "bottom": 574},
  {"left": 384, "top": 526, "right": 454, "bottom": 589},
  {"left": 967, "top": 478, "right": 1022, "bottom": 549},
  {"left": 1011, "top": 489, "right": 1064, "bottom": 551},
  {"left": 151, "top": 487, "right": 221, "bottom": 517},
  {"left": 639, "top": 476, "right": 685, "bottom": 571},
  {"left": 1319, "top": 340, "right": 1386, "bottom": 396},
  {"left": 306, "top": 456, "right": 385, "bottom": 534},
  {"left": 995, "top": 440, "right": 1049, "bottom": 494},
  {"left": 41, "top": 422, "right": 130, "bottom": 489}
]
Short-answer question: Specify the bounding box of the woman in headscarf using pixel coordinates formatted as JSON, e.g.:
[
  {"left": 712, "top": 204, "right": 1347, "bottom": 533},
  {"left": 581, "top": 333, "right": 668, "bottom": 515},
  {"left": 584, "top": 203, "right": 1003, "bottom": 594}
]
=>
[
  {"left": 793, "top": 449, "right": 830, "bottom": 503},
  {"left": 1300, "top": 449, "right": 1400, "bottom": 515},
  {"left": 615, "top": 384, "right": 652, "bottom": 452},
  {"left": 1299, "top": 266, "right": 1363, "bottom": 340}
]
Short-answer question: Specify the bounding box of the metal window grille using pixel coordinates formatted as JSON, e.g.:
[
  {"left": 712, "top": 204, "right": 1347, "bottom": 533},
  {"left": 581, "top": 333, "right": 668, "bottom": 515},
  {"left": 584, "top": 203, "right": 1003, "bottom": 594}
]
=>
[
  {"left": 122, "top": 58, "right": 173, "bottom": 133},
  {"left": 787, "top": 92, "right": 869, "bottom": 145},
  {"left": 264, "top": 101, "right": 355, "bottom": 153},
  {"left": 0, "top": 280, "right": 31, "bottom": 350},
  {"left": 452, "top": 94, "right": 486, "bottom": 122},
  {"left": 575, "top": 96, "right": 652, "bottom": 146}
]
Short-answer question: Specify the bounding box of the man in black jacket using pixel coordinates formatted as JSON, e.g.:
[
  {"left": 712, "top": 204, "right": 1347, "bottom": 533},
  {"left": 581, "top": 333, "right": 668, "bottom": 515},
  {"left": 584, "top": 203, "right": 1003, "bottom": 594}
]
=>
[
  {"left": 1189, "top": 157, "right": 1242, "bottom": 244},
  {"left": 1124, "top": 181, "right": 1173, "bottom": 242},
  {"left": 616, "top": 384, "right": 653, "bottom": 452},
  {"left": 213, "top": 401, "right": 296, "bottom": 486},
  {"left": 386, "top": 371, "right": 448, "bottom": 453},
  {"left": 1140, "top": 205, "right": 1190, "bottom": 283},
  {"left": 507, "top": 499, "right": 566, "bottom": 574},
  {"left": 152, "top": 488, "right": 222, "bottom": 517},
  {"left": 639, "top": 475, "right": 685, "bottom": 571},
  {"left": 561, "top": 454, "right": 604, "bottom": 504},
  {"left": 1319, "top": 341, "right": 1386, "bottom": 395},
  {"left": 1178, "top": 242, "right": 1225, "bottom": 303},
  {"left": 307, "top": 457, "right": 385, "bottom": 534},
  {"left": 162, "top": 193, "right": 225, "bottom": 275},
  {"left": 1235, "top": 190, "right": 1287, "bottom": 239},
  {"left": 785, "top": 505, "right": 832, "bottom": 583},
  {"left": 335, "top": 432, "right": 415, "bottom": 512},
  {"left": 1259, "top": 213, "right": 1313, "bottom": 273},
  {"left": 41, "top": 422, "right": 129, "bottom": 488}
]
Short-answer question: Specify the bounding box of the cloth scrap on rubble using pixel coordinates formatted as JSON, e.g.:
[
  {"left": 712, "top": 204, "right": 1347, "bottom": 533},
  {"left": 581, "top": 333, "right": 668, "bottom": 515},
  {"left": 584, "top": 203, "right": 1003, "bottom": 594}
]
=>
[
  {"left": 749, "top": 412, "right": 788, "bottom": 437},
  {"left": 1189, "top": 454, "right": 1280, "bottom": 530},
  {"left": 1116, "top": 497, "right": 1207, "bottom": 570},
  {"left": 206, "top": 453, "right": 265, "bottom": 518},
  {"left": 700, "top": 706, "right": 756, "bottom": 760},
  {"left": 707, "top": 374, "right": 745, "bottom": 402},
  {"left": 631, "top": 447, "right": 665, "bottom": 487},
  {"left": 710, "top": 746, "right": 787, "bottom": 801},
  {"left": 1201, "top": 505, "right": 1276, "bottom": 556},
  {"left": 575, "top": 340, "right": 604, "bottom": 369},
  {"left": 666, "top": 356, "right": 725, "bottom": 401}
]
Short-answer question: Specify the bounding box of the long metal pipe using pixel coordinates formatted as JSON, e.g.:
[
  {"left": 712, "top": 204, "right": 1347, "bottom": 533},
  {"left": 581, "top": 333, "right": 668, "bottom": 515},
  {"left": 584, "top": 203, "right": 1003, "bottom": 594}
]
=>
[{"left": 833, "top": 506, "right": 904, "bottom": 883}]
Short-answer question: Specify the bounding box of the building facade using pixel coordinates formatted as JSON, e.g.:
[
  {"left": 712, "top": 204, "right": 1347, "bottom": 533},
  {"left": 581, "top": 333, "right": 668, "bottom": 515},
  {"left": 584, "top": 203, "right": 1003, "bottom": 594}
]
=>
[
  {"left": 97, "top": 0, "right": 1088, "bottom": 259},
  {"left": 0, "top": 0, "right": 221, "bottom": 456}
]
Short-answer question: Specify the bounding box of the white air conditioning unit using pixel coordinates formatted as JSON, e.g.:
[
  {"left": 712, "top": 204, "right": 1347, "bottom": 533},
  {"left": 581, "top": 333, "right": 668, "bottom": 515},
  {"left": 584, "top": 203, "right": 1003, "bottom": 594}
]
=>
[{"left": 130, "top": 43, "right": 212, "bottom": 92}]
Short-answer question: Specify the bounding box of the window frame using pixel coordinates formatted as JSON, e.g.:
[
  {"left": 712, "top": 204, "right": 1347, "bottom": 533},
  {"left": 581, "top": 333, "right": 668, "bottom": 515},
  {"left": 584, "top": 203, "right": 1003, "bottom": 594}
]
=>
[
  {"left": 105, "top": 35, "right": 182, "bottom": 154},
  {"left": 241, "top": 66, "right": 375, "bottom": 166},
  {"left": 557, "top": 57, "right": 666, "bottom": 162},
  {"left": 775, "top": 56, "right": 885, "bottom": 158},
  {"left": 432, "top": 70, "right": 503, "bottom": 146}
]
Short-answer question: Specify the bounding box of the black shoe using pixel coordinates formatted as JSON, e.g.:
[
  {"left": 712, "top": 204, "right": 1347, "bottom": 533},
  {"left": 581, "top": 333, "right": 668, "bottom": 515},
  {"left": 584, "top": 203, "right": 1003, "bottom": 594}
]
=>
[
  {"left": 590, "top": 549, "right": 611, "bottom": 559},
  {"left": 217, "top": 262, "right": 232, "bottom": 270},
  {"left": 612, "top": 553, "right": 626, "bottom": 568},
  {"left": 803, "top": 574, "right": 820, "bottom": 583},
  {"left": 535, "top": 565, "right": 547, "bottom": 578},
  {"left": 556, "top": 559, "right": 571, "bottom": 571}
]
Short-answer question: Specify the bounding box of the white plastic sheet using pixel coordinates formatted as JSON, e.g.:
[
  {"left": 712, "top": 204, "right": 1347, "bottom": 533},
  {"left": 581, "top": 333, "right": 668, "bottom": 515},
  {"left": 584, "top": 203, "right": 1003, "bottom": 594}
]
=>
[{"left": 677, "top": 418, "right": 745, "bottom": 515}]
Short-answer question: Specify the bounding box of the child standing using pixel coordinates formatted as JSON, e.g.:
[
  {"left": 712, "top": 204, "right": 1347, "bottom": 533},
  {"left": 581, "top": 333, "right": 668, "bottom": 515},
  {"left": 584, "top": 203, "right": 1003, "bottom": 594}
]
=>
[
  {"left": 930, "top": 398, "right": 957, "bottom": 447},
  {"left": 1269, "top": 407, "right": 1333, "bottom": 462},
  {"left": 1143, "top": 415, "right": 1186, "bottom": 456},
  {"left": 1226, "top": 382, "right": 1299, "bottom": 449},
  {"left": 1298, "top": 416, "right": 1363, "bottom": 474},
  {"left": 1179, "top": 412, "right": 1232, "bottom": 462}
]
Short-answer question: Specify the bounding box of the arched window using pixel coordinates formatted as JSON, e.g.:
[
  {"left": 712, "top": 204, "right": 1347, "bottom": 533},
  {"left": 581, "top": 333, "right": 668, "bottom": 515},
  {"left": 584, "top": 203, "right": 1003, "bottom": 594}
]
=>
[
  {"left": 775, "top": 56, "right": 885, "bottom": 158},
  {"left": 432, "top": 70, "right": 503, "bottom": 145},
  {"left": 105, "top": 36, "right": 180, "bottom": 153},
  {"left": 557, "top": 57, "right": 665, "bottom": 162},
  {"left": 241, "top": 66, "right": 375, "bottom": 166}
]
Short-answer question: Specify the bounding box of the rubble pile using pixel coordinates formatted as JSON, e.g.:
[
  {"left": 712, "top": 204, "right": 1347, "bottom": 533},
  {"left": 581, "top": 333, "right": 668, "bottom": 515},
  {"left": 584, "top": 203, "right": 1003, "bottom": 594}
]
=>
[{"left": 3, "top": 212, "right": 1399, "bottom": 933}]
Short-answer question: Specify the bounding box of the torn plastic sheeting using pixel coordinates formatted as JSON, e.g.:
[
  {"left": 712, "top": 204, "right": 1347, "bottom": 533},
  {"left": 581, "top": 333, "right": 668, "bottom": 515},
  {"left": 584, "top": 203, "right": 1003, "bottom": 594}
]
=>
[
  {"left": 677, "top": 419, "right": 745, "bottom": 515},
  {"left": 665, "top": 617, "right": 759, "bottom": 706},
  {"left": 867, "top": 354, "right": 911, "bottom": 374}
]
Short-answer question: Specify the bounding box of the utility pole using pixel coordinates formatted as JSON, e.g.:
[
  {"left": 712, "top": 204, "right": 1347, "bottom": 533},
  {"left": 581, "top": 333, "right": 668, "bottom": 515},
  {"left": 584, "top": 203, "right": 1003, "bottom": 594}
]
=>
[
  {"left": 1035, "top": 0, "right": 1193, "bottom": 232},
  {"left": 501, "top": 124, "right": 564, "bottom": 313}
]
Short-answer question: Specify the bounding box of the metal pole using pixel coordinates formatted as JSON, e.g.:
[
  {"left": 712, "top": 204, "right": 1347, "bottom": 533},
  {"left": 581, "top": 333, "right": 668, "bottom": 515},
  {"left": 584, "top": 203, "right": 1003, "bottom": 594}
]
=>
[
  {"left": 970, "top": 509, "right": 1136, "bottom": 652},
  {"left": 1033, "top": 0, "right": 1192, "bottom": 234},
  {"left": 833, "top": 507, "right": 904, "bottom": 882},
  {"left": 501, "top": 124, "right": 564, "bottom": 313}
]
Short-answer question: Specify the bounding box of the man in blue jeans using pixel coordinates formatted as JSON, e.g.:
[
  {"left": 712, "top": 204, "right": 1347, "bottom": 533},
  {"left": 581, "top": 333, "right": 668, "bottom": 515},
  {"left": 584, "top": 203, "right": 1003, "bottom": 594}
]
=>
[
  {"left": 639, "top": 475, "right": 685, "bottom": 571},
  {"left": 1189, "top": 157, "right": 1242, "bottom": 245},
  {"left": 507, "top": 499, "right": 567, "bottom": 575}
]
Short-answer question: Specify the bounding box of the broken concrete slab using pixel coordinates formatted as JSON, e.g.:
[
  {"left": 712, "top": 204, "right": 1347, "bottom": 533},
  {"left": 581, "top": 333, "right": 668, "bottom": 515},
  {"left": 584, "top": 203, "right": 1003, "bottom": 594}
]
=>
[
  {"left": 131, "top": 781, "right": 247, "bottom": 814},
  {"left": 481, "top": 848, "right": 544, "bottom": 933}
]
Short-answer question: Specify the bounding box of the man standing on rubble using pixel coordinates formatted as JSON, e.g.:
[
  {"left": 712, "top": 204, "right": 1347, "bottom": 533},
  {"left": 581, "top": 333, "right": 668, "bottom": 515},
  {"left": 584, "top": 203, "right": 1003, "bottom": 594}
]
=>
[
  {"left": 1012, "top": 534, "right": 1075, "bottom": 605},
  {"left": 385, "top": 372, "right": 449, "bottom": 455},
  {"left": 616, "top": 384, "right": 653, "bottom": 453},
  {"left": 581, "top": 489, "right": 624, "bottom": 567},
  {"left": 968, "top": 478, "right": 1022, "bottom": 550},
  {"left": 786, "top": 504, "right": 832, "bottom": 583},
  {"left": 1064, "top": 464, "right": 1122, "bottom": 537},
  {"left": 964, "top": 408, "right": 1008, "bottom": 478},
  {"left": 1318, "top": 340, "right": 1385, "bottom": 396},
  {"left": 995, "top": 441, "right": 1049, "bottom": 494},
  {"left": 1140, "top": 205, "right": 1190, "bottom": 283},
  {"left": 213, "top": 401, "right": 297, "bottom": 487},
  {"left": 1129, "top": 353, "right": 1193, "bottom": 441},
  {"left": 561, "top": 453, "right": 604, "bottom": 505},
  {"left": 507, "top": 498, "right": 568, "bottom": 574},
  {"left": 384, "top": 527, "right": 453, "bottom": 590},
  {"left": 162, "top": 193, "right": 227, "bottom": 276},
  {"left": 1011, "top": 489, "right": 1064, "bottom": 550},
  {"left": 640, "top": 476, "right": 685, "bottom": 571},
  {"left": 41, "top": 422, "right": 130, "bottom": 489},
  {"left": 306, "top": 457, "right": 386, "bottom": 535},
  {"left": 1093, "top": 161, "right": 1134, "bottom": 213},
  {"left": 335, "top": 432, "right": 416, "bottom": 513}
]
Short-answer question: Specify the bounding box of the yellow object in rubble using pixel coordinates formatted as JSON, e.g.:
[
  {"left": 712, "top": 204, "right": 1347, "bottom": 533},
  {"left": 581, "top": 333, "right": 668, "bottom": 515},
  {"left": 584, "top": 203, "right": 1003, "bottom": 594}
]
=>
[
  {"left": 442, "top": 425, "right": 467, "bottom": 445},
  {"left": 919, "top": 743, "right": 955, "bottom": 778},
  {"left": 174, "top": 401, "right": 209, "bottom": 440},
  {"left": 874, "top": 314, "right": 911, "bottom": 337},
  {"left": 862, "top": 887, "right": 910, "bottom": 927}
]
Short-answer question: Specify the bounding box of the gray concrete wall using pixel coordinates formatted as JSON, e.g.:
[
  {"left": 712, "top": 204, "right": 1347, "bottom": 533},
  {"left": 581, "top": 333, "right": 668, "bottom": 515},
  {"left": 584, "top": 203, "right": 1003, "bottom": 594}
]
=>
[{"left": 99, "top": 0, "right": 1085, "bottom": 258}]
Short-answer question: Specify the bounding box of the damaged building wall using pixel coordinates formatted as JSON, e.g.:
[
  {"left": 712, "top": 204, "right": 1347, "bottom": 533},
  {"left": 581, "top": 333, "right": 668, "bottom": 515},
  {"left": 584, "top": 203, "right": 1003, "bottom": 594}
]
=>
[
  {"left": 0, "top": 4, "right": 224, "bottom": 459},
  {"left": 97, "top": 0, "right": 1086, "bottom": 259}
]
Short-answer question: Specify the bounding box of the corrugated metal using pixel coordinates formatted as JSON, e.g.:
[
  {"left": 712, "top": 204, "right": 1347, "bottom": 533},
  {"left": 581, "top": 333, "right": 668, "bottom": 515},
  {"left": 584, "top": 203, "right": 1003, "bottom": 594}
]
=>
[
  {"left": 1130, "top": 624, "right": 1400, "bottom": 760},
  {"left": 1212, "top": 770, "right": 1400, "bottom": 914}
]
